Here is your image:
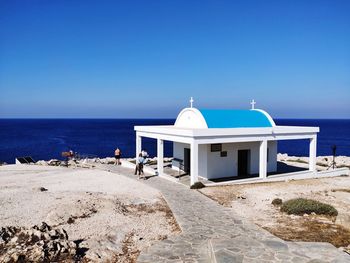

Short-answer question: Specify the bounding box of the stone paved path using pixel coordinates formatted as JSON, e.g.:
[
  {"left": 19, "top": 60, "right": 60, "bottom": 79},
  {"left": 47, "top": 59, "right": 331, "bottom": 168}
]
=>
[{"left": 96, "top": 164, "right": 350, "bottom": 263}]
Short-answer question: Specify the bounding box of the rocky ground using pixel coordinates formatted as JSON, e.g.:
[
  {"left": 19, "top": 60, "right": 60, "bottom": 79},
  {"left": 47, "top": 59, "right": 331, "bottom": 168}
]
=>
[
  {"left": 0, "top": 165, "right": 180, "bottom": 262},
  {"left": 0, "top": 222, "right": 86, "bottom": 262},
  {"left": 35, "top": 156, "right": 173, "bottom": 168},
  {"left": 199, "top": 174, "right": 350, "bottom": 254},
  {"left": 277, "top": 153, "right": 350, "bottom": 170}
]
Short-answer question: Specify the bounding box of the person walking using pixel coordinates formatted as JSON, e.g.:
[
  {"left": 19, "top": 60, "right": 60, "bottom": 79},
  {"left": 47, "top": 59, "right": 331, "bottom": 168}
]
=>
[
  {"left": 134, "top": 153, "right": 145, "bottom": 179},
  {"left": 114, "top": 148, "right": 121, "bottom": 165}
]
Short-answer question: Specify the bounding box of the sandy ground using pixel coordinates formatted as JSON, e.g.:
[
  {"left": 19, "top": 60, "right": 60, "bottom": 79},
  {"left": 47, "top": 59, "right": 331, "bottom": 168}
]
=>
[
  {"left": 200, "top": 175, "right": 350, "bottom": 249},
  {"left": 0, "top": 165, "right": 180, "bottom": 262}
]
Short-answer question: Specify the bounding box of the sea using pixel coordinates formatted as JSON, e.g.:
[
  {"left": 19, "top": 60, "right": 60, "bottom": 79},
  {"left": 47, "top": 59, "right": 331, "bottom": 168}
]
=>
[{"left": 0, "top": 119, "right": 349, "bottom": 164}]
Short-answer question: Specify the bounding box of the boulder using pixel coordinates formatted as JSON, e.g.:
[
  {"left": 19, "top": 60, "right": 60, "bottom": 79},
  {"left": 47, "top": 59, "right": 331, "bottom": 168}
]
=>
[
  {"left": 48, "top": 159, "right": 61, "bottom": 166},
  {"left": 36, "top": 160, "right": 48, "bottom": 166}
]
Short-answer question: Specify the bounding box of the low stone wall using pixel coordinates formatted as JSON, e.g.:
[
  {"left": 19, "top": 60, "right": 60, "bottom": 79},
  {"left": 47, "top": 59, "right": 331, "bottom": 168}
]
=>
[{"left": 204, "top": 167, "right": 350, "bottom": 186}]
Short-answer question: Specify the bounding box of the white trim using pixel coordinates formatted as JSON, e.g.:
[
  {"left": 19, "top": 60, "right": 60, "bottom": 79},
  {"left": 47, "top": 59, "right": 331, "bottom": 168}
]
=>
[
  {"left": 203, "top": 168, "right": 349, "bottom": 186},
  {"left": 253, "top": 109, "right": 276, "bottom": 127},
  {"left": 195, "top": 133, "right": 317, "bottom": 144},
  {"left": 157, "top": 139, "right": 164, "bottom": 176},
  {"left": 259, "top": 140, "right": 268, "bottom": 178},
  {"left": 190, "top": 141, "right": 199, "bottom": 185},
  {"left": 136, "top": 131, "right": 193, "bottom": 144},
  {"left": 136, "top": 133, "right": 142, "bottom": 158},
  {"left": 135, "top": 125, "right": 319, "bottom": 138},
  {"left": 309, "top": 135, "right": 317, "bottom": 171}
]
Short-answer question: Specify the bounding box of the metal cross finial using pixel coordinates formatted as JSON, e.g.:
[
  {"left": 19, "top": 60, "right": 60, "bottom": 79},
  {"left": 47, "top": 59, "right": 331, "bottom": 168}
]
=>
[
  {"left": 250, "top": 99, "right": 256, "bottom": 109},
  {"left": 190, "top": 97, "right": 194, "bottom": 108}
]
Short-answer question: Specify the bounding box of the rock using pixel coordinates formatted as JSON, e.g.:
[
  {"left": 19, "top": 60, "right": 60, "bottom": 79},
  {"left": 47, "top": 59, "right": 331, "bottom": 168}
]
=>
[
  {"left": 68, "top": 160, "right": 77, "bottom": 166},
  {"left": 29, "top": 246, "right": 43, "bottom": 259},
  {"left": 37, "top": 240, "right": 44, "bottom": 246},
  {"left": 33, "top": 230, "right": 41, "bottom": 237},
  {"left": 38, "top": 187, "right": 48, "bottom": 192},
  {"left": 36, "top": 160, "right": 48, "bottom": 166},
  {"left": 39, "top": 222, "right": 51, "bottom": 232},
  {"left": 48, "top": 159, "right": 61, "bottom": 166},
  {"left": 41, "top": 233, "right": 50, "bottom": 241},
  {"left": 105, "top": 157, "right": 116, "bottom": 164},
  {"left": 49, "top": 230, "right": 59, "bottom": 240},
  {"left": 31, "top": 233, "right": 40, "bottom": 243},
  {"left": 290, "top": 215, "right": 300, "bottom": 219},
  {"left": 277, "top": 153, "right": 289, "bottom": 161},
  {"left": 0, "top": 223, "right": 81, "bottom": 262},
  {"left": 10, "top": 236, "right": 18, "bottom": 243},
  {"left": 62, "top": 229, "right": 68, "bottom": 240}
]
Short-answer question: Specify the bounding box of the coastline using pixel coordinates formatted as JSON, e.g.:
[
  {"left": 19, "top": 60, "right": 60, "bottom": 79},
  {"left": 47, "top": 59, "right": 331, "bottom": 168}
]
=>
[{"left": 23, "top": 153, "right": 350, "bottom": 171}]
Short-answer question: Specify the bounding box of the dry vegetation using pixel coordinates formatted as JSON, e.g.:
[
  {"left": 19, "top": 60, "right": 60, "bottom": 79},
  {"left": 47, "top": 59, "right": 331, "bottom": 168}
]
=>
[
  {"left": 280, "top": 198, "right": 338, "bottom": 216},
  {"left": 110, "top": 197, "right": 181, "bottom": 263},
  {"left": 199, "top": 176, "right": 350, "bottom": 250},
  {"left": 265, "top": 217, "right": 350, "bottom": 248}
]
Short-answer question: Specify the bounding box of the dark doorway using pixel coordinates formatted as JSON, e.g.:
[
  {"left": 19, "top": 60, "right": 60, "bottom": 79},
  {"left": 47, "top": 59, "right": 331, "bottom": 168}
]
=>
[
  {"left": 184, "top": 148, "right": 191, "bottom": 174},
  {"left": 238, "top": 150, "right": 250, "bottom": 176}
]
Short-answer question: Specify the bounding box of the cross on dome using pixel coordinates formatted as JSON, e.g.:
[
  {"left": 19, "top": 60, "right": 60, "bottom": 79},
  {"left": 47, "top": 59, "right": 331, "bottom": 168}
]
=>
[
  {"left": 250, "top": 99, "right": 256, "bottom": 109},
  {"left": 190, "top": 97, "right": 194, "bottom": 108}
]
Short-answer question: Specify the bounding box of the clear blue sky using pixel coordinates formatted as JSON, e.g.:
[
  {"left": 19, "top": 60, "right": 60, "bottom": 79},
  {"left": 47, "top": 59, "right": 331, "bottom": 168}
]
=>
[{"left": 0, "top": 0, "right": 349, "bottom": 118}]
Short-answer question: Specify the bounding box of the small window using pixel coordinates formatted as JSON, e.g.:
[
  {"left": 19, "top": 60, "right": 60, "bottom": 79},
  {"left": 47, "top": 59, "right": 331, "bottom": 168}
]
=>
[
  {"left": 220, "top": 151, "right": 227, "bottom": 157},
  {"left": 211, "top": 144, "right": 222, "bottom": 152},
  {"left": 267, "top": 148, "right": 269, "bottom": 162}
]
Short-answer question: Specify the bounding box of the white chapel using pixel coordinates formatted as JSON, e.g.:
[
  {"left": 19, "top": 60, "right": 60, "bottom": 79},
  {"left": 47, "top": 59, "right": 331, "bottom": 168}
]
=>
[{"left": 134, "top": 99, "right": 319, "bottom": 186}]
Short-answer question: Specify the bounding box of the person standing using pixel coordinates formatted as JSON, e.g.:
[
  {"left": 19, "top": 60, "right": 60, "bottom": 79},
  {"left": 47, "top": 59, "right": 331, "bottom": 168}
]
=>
[
  {"left": 141, "top": 149, "right": 149, "bottom": 164},
  {"left": 135, "top": 153, "right": 145, "bottom": 179},
  {"left": 114, "top": 148, "right": 121, "bottom": 165}
]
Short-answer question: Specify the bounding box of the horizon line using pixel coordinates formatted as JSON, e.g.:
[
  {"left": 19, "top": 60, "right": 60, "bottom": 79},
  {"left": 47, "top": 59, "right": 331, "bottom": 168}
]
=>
[{"left": 0, "top": 117, "right": 350, "bottom": 120}]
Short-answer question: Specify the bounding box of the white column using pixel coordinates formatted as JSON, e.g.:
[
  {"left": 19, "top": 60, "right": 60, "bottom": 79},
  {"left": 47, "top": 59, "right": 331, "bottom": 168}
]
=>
[
  {"left": 259, "top": 140, "right": 268, "bottom": 179},
  {"left": 190, "top": 141, "right": 199, "bottom": 186},
  {"left": 157, "top": 138, "right": 164, "bottom": 176},
  {"left": 309, "top": 136, "right": 317, "bottom": 171},
  {"left": 136, "top": 133, "right": 142, "bottom": 159}
]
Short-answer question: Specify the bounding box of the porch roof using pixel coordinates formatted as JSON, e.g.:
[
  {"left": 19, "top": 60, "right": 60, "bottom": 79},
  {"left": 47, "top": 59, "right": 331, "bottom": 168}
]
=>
[{"left": 134, "top": 125, "right": 319, "bottom": 142}]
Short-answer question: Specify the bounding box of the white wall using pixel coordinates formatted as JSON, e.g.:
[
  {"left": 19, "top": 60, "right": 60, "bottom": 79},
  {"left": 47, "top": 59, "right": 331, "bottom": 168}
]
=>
[
  {"left": 206, "top": 142, "right": 253, "bottom": 179},
  {"left": 172, "top": 142, "right": 189, "bottom": 171},
  {"left": 173, "top": 140, "right": 277, "bottom": 179},
  {"left": 172, "top": 142, "right": 207, "bottom": 177},
  {"left": 205, "top": 141, "right": 277, "bottom": 179}
]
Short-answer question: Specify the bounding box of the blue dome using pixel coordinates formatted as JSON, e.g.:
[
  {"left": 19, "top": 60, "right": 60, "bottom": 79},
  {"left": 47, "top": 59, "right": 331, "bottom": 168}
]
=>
[{"left": 199, "top": 109, "right": 274, "bottom": 128}]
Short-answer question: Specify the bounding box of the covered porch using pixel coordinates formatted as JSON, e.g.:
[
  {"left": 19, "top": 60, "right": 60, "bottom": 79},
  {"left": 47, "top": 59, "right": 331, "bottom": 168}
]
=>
[{"left": 134, "top": 125, "right": 319, "bottom": 186}]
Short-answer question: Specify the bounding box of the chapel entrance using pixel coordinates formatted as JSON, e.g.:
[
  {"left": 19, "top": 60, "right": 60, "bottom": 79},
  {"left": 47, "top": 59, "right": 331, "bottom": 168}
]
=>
[
  {"left": 238, "top": 149, "right": 250, "bottom": 176},
  {"left": 184, "top": 148, "right": 191, "bottom": 174}
]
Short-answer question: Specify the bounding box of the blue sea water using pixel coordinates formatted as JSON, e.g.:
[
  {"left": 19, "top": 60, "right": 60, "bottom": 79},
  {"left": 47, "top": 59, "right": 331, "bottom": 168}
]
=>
[{"left": 0, "top": 119, "right": 349, "bottom": 164}]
